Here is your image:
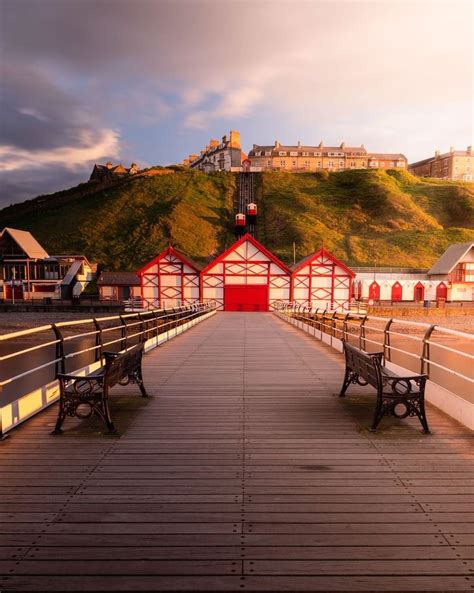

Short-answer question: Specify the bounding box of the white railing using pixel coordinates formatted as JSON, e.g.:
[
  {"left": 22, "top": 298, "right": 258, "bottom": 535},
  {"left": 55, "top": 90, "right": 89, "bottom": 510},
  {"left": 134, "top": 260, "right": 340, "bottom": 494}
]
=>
[
  {"left": 0, "top": 302, "right": 217, "bottom": 436},
  {"left": 274, "top": 302, "right": 474, "bottom": 429}
]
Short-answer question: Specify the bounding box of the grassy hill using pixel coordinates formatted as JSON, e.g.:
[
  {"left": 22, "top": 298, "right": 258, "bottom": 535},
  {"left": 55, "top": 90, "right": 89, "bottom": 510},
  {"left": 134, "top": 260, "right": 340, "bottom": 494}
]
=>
[
  {"left": 1, "top": 168, "right": 473, "bottom": 271},
  {"left": 257, "top": 169, "right": 474, "bottom": 267}
]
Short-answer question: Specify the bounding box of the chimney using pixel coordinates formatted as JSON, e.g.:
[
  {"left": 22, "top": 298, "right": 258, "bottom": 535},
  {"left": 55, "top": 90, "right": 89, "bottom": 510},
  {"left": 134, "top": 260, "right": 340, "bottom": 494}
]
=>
[
  {"left": 275, "top": 140, "right": 280, "bottom": 148},
  {"left": 106, "top": 161, "right": 113, "bottom": 169},
  {"left": 318, "top": 141, "right": 323, "bottom": 148},
  {"left": 360, "top": 144, "right": 365, "bottom": 148},
  {"left": 297, "top": 140, "right": 301, "bottom": 148},
  {"left": 450, "top": 146, "right": 455, "bottom": 153},
  {"left": 340, "top": 142, "right": 346, "bottom": 149},
  {"left": 253, "top": 144, "right": 257, "bottom": 149},
  {"left": 222, "top": 135, "right": 228, "bottom": 144},
  {"left": 467, "top": 145, "right": 472, "bottom": 154},
  {"left": 229, "top": 130, "right": 241, "bottom": 149},
  {"left": 435, "top": 150, "right": 440, "bottom": 158}
]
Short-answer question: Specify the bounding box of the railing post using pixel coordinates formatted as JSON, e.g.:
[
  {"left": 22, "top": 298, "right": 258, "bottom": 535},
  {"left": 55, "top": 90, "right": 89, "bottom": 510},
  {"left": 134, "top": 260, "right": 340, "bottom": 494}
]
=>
[
  {"left": 421, "top": 324, "right": 437, "bottom": 376},
  {"left": 137, "top": 312, "right": 146, "bottom": 344},
  {"left": 332, "top": 311, "right": 338, "bottom": 338},
  {"left": 383, "top": 318, "right": 394, "bottom": 362},
  {"left": 93, "top": 318, "right": 103, "bottom": 362},
  {"left": 51, "top": 324, "right": 66, "bottom": 376},
  {"left": 342, "top": 313, "right": 350, "bottom": 342},
  {"left": 119, "top": 315, "right": 127, "bottom": 351},
  {"left": 359, "top": 316, "right": 368, "bottom": 351}
]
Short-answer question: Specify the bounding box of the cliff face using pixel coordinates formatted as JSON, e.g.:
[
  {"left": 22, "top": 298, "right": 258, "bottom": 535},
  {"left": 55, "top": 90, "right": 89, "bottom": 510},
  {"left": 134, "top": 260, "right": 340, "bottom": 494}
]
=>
[{"left": 1, "top": 168, "right": 472, "bottom": 271}]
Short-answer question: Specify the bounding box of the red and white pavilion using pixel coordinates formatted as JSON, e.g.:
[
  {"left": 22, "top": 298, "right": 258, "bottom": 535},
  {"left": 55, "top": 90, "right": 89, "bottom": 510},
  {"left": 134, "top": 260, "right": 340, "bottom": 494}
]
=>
[
  {"left": 291, "top": 247, "right": 354, "bottom": 310},
  {"left": 137, "top": 245, "right": 200, "bottom": 309},
  {"left": 200, "top": 234, "right": 291, "bottom": 311}
]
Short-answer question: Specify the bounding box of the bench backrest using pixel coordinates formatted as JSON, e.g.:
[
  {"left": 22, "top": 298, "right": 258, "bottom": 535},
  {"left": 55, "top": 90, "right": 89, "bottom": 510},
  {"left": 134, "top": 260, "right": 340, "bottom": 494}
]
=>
[
  {"left": 104, "top": 343, "right": 144, "bottom": 388},
  {"left": 343, "top": 342, "right": 383, "bottom": 388}
]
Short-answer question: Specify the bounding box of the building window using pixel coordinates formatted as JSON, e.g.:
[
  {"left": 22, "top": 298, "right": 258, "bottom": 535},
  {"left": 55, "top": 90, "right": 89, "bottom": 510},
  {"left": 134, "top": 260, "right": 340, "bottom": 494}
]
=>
[
  {"left": 290, "top": 151, "right": 298, "bottom": 157},
  {"left": 292, "top": 160, "right": 297, "bottom": 167},
  {"left": 280, "top": 160, "right": 286, "bottom": 166},
  {"left": 254, "top": 151, "right": 261, "bottom": 156},
  {"left": 314, "top": 152, "right": 321, "bottom": 157},
  {"left": 302, "top": 152, "right": 309, "bottom": 156},
  {"left": 267, "top": 160, "right": 272, "bottom": 166},
  {"left": 265, "top": 151, "right": 272, "bottom": 156},
  {"left": 328, "top": 161, "right": 334, "bottom": 167},
  {"left": 339, "top": 161, "right": 344, "bottom": 167},
  {"left": 279, "top": 151, "right": 287, "bottom": 156}
]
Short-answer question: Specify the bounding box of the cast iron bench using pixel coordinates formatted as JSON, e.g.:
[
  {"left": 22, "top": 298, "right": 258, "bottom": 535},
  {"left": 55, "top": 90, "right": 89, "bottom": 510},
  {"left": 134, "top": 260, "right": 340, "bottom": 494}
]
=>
[
  {"left": 52, "top": 342, "right": 148, "bottom": 435},
  {"left": 340, "top": 342, "right": 430, "bottom": 433}
]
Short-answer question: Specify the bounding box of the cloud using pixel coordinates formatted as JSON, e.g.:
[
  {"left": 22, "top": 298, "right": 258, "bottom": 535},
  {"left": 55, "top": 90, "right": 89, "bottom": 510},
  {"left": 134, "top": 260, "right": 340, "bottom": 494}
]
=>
[
  {"left": 0, "top": 0, "right": 472, "bottom": 204},
  {"left": 0, "top": 128, "right": 120, "bottom": 172}
]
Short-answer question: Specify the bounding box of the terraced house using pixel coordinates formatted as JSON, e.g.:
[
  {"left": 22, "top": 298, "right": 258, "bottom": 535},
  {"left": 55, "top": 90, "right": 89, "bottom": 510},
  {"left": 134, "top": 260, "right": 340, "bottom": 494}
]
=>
[
  {"left": 408, "top": 145, "right": 473, "bottom": 181},
  {"left": 247, "top": 141, "right": 407, "bottom": 172}
]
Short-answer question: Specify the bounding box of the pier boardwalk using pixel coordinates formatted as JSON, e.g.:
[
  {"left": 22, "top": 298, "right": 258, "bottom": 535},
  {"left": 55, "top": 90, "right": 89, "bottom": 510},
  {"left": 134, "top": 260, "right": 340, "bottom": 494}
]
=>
[{"left": 0, "top": 313, "right": 473, "bottom": 592}]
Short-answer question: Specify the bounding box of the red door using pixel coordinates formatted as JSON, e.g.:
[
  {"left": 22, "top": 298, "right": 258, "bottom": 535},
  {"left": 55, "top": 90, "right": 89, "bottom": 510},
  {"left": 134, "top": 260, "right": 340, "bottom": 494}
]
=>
[
  {"left": 5, "top": 284, "right": 23, "bottom": 300},
  {"left": 391, "top": 282, "right": 403, "bottom": 301},
  {"left": 368, "top": 281, "right": 380, "bottom": 301},
  {"left": 224, "top": 285, "right": 268, "bottom": 311},
  {"left": 414, "top": 282, "right": 425, "bottom": 302},
  {"left": 436, "top": 282, "right": 447, "bottom": 300}
]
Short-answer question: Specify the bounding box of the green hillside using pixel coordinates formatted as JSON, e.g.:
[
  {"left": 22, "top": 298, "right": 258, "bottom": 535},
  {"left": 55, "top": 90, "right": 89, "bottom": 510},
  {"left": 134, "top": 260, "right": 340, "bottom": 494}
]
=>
[{"left": 1, "top": 169, "right": 473, "bottom": 271}]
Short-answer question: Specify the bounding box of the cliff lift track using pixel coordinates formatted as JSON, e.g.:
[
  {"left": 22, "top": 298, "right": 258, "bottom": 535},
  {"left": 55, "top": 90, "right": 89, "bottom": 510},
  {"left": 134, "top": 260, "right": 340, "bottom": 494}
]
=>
[{"left": 236, "top": 172, "right": 256, "bottom": 237}]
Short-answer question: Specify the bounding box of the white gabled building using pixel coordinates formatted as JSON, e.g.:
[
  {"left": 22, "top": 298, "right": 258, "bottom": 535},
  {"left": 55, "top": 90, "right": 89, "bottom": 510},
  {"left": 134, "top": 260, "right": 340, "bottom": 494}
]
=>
[
  {"left": 428, "top": 242, "right": 474, "bottom": 302},
  {"left": 352, "top": 242, "right": 474, "bottom": 303}
]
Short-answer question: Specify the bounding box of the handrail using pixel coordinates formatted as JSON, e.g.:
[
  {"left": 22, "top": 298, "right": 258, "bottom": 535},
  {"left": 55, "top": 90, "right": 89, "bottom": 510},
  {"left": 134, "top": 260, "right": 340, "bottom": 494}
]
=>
[
  {"left": 274, "top": 302, "right": 473, "bottom": 391},
  {"left": 0, "top": 303, "right": 216, "bottom": 391},
  {"left": 0, "top": 302, "right": 217, "bottom": 436}
]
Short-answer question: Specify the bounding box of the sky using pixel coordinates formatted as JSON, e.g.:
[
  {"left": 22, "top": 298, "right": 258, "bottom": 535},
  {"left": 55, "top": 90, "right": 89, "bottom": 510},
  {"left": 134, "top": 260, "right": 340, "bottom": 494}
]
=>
[{"left": 0, "top": 0, "right": 472, "bottom": 206}]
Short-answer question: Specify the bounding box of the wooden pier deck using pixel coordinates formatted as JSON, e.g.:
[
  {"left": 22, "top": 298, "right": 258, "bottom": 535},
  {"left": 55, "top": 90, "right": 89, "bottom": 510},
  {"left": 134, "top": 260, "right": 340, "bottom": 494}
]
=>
[{"left": 1, "top": 312, "right": 473, "bottom": 592}]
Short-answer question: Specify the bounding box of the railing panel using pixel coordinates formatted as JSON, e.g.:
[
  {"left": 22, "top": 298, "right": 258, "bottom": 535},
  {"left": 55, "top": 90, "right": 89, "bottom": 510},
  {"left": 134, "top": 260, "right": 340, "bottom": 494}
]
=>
[{"left": 0, "top": 303, "right": 217, "bottom": 436}]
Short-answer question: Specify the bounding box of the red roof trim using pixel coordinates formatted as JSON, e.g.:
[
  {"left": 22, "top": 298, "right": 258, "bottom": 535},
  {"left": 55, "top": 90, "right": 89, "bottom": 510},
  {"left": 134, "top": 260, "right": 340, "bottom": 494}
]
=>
[
  {"left": 137, "top": 245, "right": 200, "bottom": 275},
  {"left": 292, "top": 247, "right": 355, "bottom": 277},
  {"left": 201, "top": 233, "right": 291, "bottom": 275}
]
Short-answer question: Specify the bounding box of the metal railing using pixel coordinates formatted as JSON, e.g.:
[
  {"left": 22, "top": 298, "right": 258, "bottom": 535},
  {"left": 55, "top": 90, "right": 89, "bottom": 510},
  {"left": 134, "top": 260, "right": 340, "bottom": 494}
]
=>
[
  {"left": 0, "top": 302, "right": 216, "bottom": 436},
  {"left": 274, "top": 302, "right": 473, "bottom": 403}
]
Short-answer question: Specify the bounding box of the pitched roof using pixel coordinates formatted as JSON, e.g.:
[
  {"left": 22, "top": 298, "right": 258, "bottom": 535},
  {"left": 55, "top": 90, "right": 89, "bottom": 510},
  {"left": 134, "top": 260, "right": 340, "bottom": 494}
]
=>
[
  {"left": 137, "top": 245, "right": 201, "bottom": 275},
  {"left": 428, "top": 243, "right": 474, "bottom": 275},
  {"left": 201, "top": 233, "right": 291, "bottom": 275},
  {"left": 291, "top": 247, "right": 355, "bottom": 277},
  {"left": 367, "top": 153, "right": 406, "bottom": 160},
  {"left": 97, "top": 272, "right": 140, "bottom": 286},
  {"left": 1, "top": 227, "right": 49, "bottom": 259}
]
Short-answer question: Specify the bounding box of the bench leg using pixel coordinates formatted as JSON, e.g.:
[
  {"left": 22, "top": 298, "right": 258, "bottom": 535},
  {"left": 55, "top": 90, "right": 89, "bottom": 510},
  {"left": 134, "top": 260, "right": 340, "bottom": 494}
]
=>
[
  {"left": 339, "top": 369, "right": 352, "bottom": 398},
  {"left": 136, "top": 367, "right": 149, "bottom": 398},
  {"left": 414, "top": 396, "right": 431, "bottom": 434},
  {"left": 51, "top": 395, "right": 66, "bottom": 435},
  {"left": 370, "top": 394, "right": 385, "bottom": 432},
  {"left": 98, "top": 390, "right": 117, "bottom": 434}
]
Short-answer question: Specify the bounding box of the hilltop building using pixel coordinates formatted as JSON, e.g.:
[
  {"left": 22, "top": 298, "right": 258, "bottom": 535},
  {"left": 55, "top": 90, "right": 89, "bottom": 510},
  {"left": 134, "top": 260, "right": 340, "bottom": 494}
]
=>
[
  {"left": 0, "top": 228, "right": 95, "bottom": 301},
  {"left": 89, "top": 161, "right": 139, "bottom": 183},
  {"left": 183, "top": 131, "right": 247, "bottom": 172},
  {"left": 247, "top": 141, "right": 407, "bottom": 172},
  {"left": 408, "top": 146, "right": 472, "bottom": 181}
]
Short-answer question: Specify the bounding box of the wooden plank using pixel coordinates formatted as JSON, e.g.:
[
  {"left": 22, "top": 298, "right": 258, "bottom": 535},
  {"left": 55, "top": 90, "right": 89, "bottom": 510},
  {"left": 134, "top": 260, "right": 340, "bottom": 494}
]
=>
[{"left": 0, "top": 312, "right": 473, "bottom": 592}]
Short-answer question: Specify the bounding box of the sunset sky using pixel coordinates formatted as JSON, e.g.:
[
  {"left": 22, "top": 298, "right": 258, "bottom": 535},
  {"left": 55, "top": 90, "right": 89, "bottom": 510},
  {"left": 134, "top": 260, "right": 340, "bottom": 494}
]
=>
[{"left": 0, "top": 0, "right": 472, "bottom": 205}]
